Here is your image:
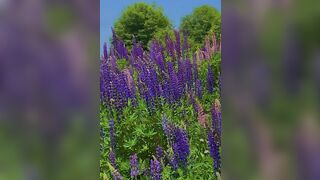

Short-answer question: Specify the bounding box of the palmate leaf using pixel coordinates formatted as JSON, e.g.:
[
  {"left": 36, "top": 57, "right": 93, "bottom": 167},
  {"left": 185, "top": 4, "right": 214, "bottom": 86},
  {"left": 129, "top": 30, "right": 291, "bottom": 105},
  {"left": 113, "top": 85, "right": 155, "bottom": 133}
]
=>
[
  {"left": 144, "top": 129, "right": 157, "bottom": 137},
  {"left": 123, "top": 137, "right": 137, "bottom": 150},
  {"left": 134, "top": 125, "right": 145, "bottom": 136}
]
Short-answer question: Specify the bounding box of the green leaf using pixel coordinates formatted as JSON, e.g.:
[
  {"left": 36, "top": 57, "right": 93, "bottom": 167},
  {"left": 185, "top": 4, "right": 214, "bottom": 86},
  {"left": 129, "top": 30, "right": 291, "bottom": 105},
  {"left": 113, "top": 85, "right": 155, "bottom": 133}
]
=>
[{"left": 123, "top": 137, "right": 137, "bottom": 150}]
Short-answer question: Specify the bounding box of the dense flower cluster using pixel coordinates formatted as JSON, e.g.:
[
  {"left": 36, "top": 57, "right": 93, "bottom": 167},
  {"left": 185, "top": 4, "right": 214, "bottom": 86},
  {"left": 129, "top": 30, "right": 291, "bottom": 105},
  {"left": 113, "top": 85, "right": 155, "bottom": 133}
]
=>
[
  {"left": 100, "top": 29, "right": 219, "bottom": 112},
  {"left": 101, "top": 29, "right": 221, "bottom": 179},
  {"left": 130, "top": 154, "right": 139, "bottom": 177},
  {"left": 156, "top": 146, "right": 164, "bottom": 161},
  {"left": 162, "top": 117, "right": 190, "bottom": 168},
  {"left": 150, "top": 159, "right": 162, "bottom": 180}
]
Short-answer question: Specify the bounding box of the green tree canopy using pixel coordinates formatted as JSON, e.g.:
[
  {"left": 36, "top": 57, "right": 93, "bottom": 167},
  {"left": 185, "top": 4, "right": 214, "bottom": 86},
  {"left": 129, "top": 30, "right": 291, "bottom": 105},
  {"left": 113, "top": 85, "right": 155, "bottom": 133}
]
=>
[
  {"left": 180, "top": 5, "right": 221, "bottom": 47},
  {"left": 114, "top": 2, "right": 172, "bottom": 50}
]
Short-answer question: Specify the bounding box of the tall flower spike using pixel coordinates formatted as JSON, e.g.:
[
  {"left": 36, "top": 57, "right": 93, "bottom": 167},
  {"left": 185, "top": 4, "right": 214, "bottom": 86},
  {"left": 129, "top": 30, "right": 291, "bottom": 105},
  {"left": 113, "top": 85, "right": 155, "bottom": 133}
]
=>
[
  {"left": 212, "top": 99, "right": 222, "bottom": 138},
  {"left": 168, "top": 142, "right": 179, "bottom": 171},
  {"left": 156, "top": 146, "right": 164, "bottom": 161},
  {"left": 174, "top": 128, "right": 190, "bottom": 167},
  {"left": 111, "top": 27, "right": 118, "bottom": 47},
  {"left": 167, "top": 62, "right": 180, "bottom": 101},
  {"left": 109, "top": 150, "right": 117, "bottom": 169},
  {"left": 193, "top": 55, "right": 199, "bottom": 84},
  {"left": 109, "top": 48, "right": 117, "bottom": 69},
  {"left": 112, "top": 169, "right": 123, "bottom": 180},
  {"left": 150, "top": 159, "right": 162, "bottom": 180},
  {"left": 109, "top": 119, "right": 116, "bottom": 150},
  {"left": 165, "top": 35, "right": 175, "bottom": 60},
  {"left": 185, "top": 59, "right": 193, "bottom": 89},
  {"left": 161, "top": 116, "right": 175, "bottom": 141},
  {"left": 168, "top": 153, "right": 178, "bottom": 171},
  {"left": 195, "top": 79, "right": 203, "bottom": 99},
  {"left": 174, "top": 30, "right": 181, "bottom": 60},
  {"left": 103, "top": 43, "right": 108, "bottom": 59},
  {"left": 207, "top": 64, "right": 214, "bottom": 93},
  {"left": 182, "top": 32, "right": 189, "bottom": 57},
  {"left": 130, "top": 154, "right": 139, "bottom": 177},
  {"left": 208, "top": 129, "right": 221, "bottom": 173},
  {"left": 196, "top": 99, "right": 208, "bottom": 128}
]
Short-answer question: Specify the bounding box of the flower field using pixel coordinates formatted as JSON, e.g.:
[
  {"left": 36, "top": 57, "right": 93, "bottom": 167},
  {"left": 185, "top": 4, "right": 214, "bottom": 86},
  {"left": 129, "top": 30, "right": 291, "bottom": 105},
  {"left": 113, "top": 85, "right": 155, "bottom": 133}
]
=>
[{"left": 100, "top": 30, "right": 221, "bottom": 179}]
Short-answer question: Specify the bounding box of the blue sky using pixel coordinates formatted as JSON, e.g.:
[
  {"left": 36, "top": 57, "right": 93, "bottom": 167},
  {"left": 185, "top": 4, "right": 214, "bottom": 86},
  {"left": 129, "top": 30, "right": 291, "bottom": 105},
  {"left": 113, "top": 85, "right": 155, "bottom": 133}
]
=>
[{"left": 100, "top": 0, "right": 221, "bottom": 54}]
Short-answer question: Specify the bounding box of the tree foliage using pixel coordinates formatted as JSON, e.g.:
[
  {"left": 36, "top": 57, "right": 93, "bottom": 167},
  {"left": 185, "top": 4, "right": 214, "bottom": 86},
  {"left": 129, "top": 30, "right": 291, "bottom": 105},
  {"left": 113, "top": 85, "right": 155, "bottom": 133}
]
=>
[
  {"left": 114, "top": 3, "right": 172, "bottom": 50},
  {"left": 180, "top": 5, "right": 221, "bottom": 48}
]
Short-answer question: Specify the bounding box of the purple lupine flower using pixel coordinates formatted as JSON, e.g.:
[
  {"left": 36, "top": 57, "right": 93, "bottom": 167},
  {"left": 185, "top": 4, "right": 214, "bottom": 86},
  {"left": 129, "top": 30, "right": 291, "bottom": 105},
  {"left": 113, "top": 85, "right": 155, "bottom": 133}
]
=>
[
  {"left": 150, "top": 159, "right": 162, "bottom": 180},
  {"left": 167, "top": 62, "right": 180, "bottom": 101},
  {"left": 111, "top": 27, "right": 118, "bottom": 47},
  {"left": 112, "top": 169, "right": 123, "bottom": 180},
  {"left": 195, "top": 79, "right": 203, "bottom": 99},
  {"left": 156, "top": 54, "right": 165, "bottom": 73},
  {"left": 170, "top": 142, "right": 179, "bottom": 170},
  {"left": 137, "top": 73, "right": 147, "bottom": 101},
  {"left": 208, "top": 130, "right": 221, "bottom": 173},
  {"left": 102, "top": 67, "right": 113, "bottom": 108},
  {"left": 116, "top": 40, "right": 128, "bottom": 60},
  {"left": 118, "top": 73, "right": 131, "bottom": 101},
  {"left": 167, "top": 144, "right": 179, "bottom": 171},
  {"left": 109, "top": 150, "right": 117, "bottom": 169},
  {"left": 103, "top": 43, "right": 108, "bottom": 59},
  {"left": 150, "top": 40, "right": 162, "bottom": 64},
  {"left": 177, "top": 60, "right": 185, "bottom": 95},
  {"left": 110, "top": 29, "right": 128, "bottom": 60},
  {"left": 185, "top": 59, "right": 193, "bottom": 89},
  {"left": 162, "top": 117, "right": 173, "bottom": 139},
  {"left": 182, "top": 32, "right": 189, "bottom": 57},
  {"left": 156, "top": 146, "right": 164, "bottom": 161},
  {"left": 154, "top": 41, "right": 166, "bottom": 72},
  {"left": 132, "top": 38, "right": 144, "bottom": 61},
  {"left": 168, "top": 154, "right": 178, "bottom": 171},
  {"left": 123, "top": 69, "right": 136, "bottom": 101},
  {"left": 139, "top": 70, "right": 153, "bottom": 108},
  {"left": 106, "top": 72, "right": 120, "bottom": 110},
  {"left": 174, "top": 128, "right": 190, "bottom": 167},
  {"left": 212, "top": 100, "right": 222, "bottom": 138},
  {"left": 165, "top": 35, "right": 175, "bottom": 60},
  {"left": 100, "top": 71, "right": 106, "bottom": 103},
  {"left": 136, "top": 42, "right": 144, "bottom": 59},
  {"left": 174, "top": 30, "right": 181, "bottom": 60},
  {"left": 144, "top": 68, "right": 156, "bottom": 98},
  {"left": 109, "top": 48, "right": 117, "bottom": 69},
  {"left": 193, "top": 55, "right": 199, "bottom": 84},
  {"left": 109, "top": 119, "right": 116, "bottom": 150},
  {"left": 161, "top": 81, "right": 170, "bottom": 101},
  {"left": 130, "top": 154, "right": 139, "bottom": 177},
  {"left": 113, "top": 74, "right": 127, "bottom": 110},
  {"left": 207, "top": 64, "right": 214, "bottom": 93},
  {"left": 150, "top": 67, "right": 160, "bottom": 97}
]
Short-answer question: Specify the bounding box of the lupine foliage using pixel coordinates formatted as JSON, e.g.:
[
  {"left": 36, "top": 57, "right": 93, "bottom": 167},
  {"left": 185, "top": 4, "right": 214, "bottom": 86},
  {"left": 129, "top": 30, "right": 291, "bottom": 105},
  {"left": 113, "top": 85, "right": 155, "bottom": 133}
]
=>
[{"left": 100, "top": 29, "right": 221, "bottom": 179}]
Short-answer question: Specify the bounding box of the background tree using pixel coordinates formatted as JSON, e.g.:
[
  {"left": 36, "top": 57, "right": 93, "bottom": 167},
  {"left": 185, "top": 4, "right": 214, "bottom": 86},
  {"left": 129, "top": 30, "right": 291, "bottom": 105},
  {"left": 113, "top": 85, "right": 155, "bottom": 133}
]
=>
[
  {"left": 180, "top": 5, "right": 221, "bottom": 50},
  {"left": 114, "top": 2, "right": 172, "bottom": 50}
]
